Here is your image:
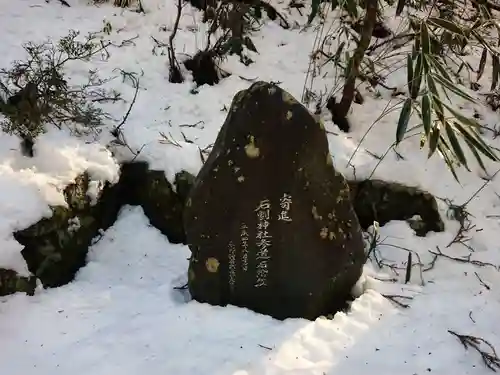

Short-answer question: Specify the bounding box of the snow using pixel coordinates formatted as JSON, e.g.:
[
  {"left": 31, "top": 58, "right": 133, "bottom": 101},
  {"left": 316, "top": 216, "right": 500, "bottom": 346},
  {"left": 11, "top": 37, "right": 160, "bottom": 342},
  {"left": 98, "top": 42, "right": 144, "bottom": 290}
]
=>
[
  {"left": 0, "top": 0, "right": 499, "bottom": 374},
  {"left": 0, "top": 129, "right": 119, "bottom": 274}
]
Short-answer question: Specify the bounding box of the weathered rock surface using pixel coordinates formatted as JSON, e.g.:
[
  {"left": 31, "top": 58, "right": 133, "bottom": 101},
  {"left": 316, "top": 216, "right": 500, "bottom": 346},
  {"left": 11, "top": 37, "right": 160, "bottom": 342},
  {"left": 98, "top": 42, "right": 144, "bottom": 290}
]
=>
[
  {"left": 0, "top": 268, "right": 37, "bottom": 296},
  {"left": 8, "top": 161, "right": 192, "bottom": 296},
  {"left": 184, "top": 81, "right": 366, "bottom": 320},
  {"left": 169, "top": 170, "right": 446, "bottom": 238},
  {"left": 139, "top": 167, "right": 191, "bottom": 244},
  {"left": 14, "top": 173, "right": 123, "bottom": 288},
  {"left": 348, "top": 179, "right": 444, "bottom": 236}
]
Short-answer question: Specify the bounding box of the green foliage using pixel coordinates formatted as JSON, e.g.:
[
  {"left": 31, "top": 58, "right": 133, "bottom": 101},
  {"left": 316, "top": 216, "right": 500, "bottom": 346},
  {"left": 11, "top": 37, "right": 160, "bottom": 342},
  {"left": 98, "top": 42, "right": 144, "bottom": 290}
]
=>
[
  {"left": 399, "top": 10, "right": 500, "bottom": 180},
  {"left": 0, "top": 30, "right": 121, "bottom": 142},
  {"left": 307, "top": 0, "right": 500, "bottom": 181},
  {"left": 203, "top": 0, "right": 289, "bottom": 65}
]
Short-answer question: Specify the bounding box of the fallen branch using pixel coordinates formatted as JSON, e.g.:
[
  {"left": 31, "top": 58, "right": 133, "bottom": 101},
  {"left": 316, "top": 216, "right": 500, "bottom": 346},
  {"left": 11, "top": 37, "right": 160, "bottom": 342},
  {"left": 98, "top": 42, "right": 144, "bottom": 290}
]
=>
[
  {"left": 258, "top": 344, "right": 273, "bottom": 350},
  {"left": 112, "top": 69, "right": 141, "bottom": 133},
  {"left": 109, "top": 69, "right": 145, "bottom": 160},
  {"left": 167, "top": 0, "right": 184, "bottom": 83},
  {"left": 448, "top": 330, "right": 500, "bottom": 371},
  {"left": 474, "top": 272, "right": 491, "bottom": 290},
  {"left": 429, "top": 247, "right": 498, "bottom": 270},
  {"left": 382, "top": 294, "right": 412, "bottom": 308}
]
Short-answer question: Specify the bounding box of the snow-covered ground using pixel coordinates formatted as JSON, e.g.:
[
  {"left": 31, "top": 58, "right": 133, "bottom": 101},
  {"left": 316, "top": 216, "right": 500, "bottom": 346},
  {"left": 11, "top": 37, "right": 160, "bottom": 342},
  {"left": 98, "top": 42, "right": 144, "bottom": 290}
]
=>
[{"left": 1, "top": 0, "right": 500, "bottom": 374}]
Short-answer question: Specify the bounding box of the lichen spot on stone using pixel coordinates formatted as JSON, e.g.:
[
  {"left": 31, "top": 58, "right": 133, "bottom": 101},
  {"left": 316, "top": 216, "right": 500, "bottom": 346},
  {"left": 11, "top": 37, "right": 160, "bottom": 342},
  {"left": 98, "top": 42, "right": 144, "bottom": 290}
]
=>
[
  {"left": 328, "top": 231, "right": 336, "bottom": 240},
  {"left": 312, "top": 206, "right": 322, "bottom": 220},
  {"left": 319, "top": 119, "right": 325, "bottom": 130},
  {"left": 188, "top": 268, "right": 195, "bottom": 281},
  {"left": 268, "top": 86, "right": 277, "bottom": 95},
  {"left": 326, "top": 153, "right": 333, "bottom": 166},
  {"left": 320, "top": 227, "right": 328, "bottom": 239},
  {"left": 237, "top": 175, "right": 245, "bottom": 183},
  {"left": 286, "top": 111, "right": 293, "bottom": 120},
  {"left": 186, "top": 198, "right": 192, "bottom": 207},
  {"left": 205, "top": 257, "right": 219, "bottom": 273},
  {"left": 251, "top": 81, "right": 268, "bottom": 92},
  {"left": 245, "top": 135, "right": 260, "bottom": 158},
  {"left": 228, "top": 160, "right": 234, "bottom": 166},
  {"left": 232, "top": 90, "right": 246, "bottom": 111},
  {"left": 282, "top": 91, "right": 297, "bottom": 105}
]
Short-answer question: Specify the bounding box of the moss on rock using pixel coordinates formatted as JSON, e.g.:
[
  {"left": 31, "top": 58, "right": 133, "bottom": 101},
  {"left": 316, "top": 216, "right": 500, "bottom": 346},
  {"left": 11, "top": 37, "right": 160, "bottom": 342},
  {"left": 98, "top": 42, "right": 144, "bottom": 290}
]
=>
[
  {"left": 9, "top": 161, "right": 194, "bottom": 296},
  {"left": 14, "top": 172, "right": 123, "bottom": 288},
  {"left": 347, "top": 179, "right": 444, "bottom": 236},
  {"left": 0, "top": 268, "right": 37, "bottom": 296}
]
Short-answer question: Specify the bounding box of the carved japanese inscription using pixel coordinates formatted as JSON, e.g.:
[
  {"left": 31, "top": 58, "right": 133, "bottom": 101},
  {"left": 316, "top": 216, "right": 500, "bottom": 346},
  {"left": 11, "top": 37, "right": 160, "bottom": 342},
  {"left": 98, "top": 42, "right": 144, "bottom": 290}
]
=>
[{"left": 184, "top": 81, "right": 366, "bottom": 320}]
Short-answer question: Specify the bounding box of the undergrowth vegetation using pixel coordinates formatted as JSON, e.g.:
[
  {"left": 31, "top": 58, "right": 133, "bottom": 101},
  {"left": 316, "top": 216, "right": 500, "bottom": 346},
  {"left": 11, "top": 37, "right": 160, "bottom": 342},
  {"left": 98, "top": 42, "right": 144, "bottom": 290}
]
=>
[
  {"left": 304, "top": 0, "right": 500, "bottom": 180},
  {"left": 1, "top": 0, "right": 500, "bottom": 181}
]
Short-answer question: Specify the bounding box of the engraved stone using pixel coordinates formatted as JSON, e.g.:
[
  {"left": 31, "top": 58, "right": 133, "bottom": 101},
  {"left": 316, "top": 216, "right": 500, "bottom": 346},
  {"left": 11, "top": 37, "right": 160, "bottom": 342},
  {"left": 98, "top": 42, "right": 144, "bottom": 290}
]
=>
[{"left": 184, "top": 81, "right": 365, "bottom": 320}]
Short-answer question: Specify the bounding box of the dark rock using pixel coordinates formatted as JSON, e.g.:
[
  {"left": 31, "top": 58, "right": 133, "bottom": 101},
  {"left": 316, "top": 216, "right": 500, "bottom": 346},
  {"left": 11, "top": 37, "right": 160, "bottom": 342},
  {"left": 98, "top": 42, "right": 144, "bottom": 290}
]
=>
[
  {"left": 326, "top": 96, "right": 351, "bottom": 133},
  {"left": 0, "top": 268, "right": 37, "bottom": 296},
  {"left": 169, "top": 170, "right": 445, "bottom": 238},
  {"left": 9, "top": 161, "right": 193, "bottom": 296},
  {"left": 138, "top": 168, "right": 188, "bottom": 244},
  {"left": 352, "top": 20, "right": 392, "bottom": 39},
  {"left": 184, "top": 51, "right": 223, "bottom": 87},
  {"left": 184, "top": 81, "right": 366, "bottom": 320},
  {"left": 174, "top": 170, "right": 196, "bottom": 204},
  {"left": 348, "top": 179, "right": 444, "bottom": 236},
  {"left": 14, "top": 173, "right": 123, "bottom": 288},
  {"left": 119, "top": 161, "right": 150, "bottom": 206}
]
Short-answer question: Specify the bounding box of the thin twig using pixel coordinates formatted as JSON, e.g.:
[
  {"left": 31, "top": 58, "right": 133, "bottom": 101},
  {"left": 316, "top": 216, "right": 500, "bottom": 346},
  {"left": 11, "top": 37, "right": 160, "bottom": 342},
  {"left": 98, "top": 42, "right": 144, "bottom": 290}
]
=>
[
  {"left": 382, "top": 294, "right": 412, "bottom": 308},
  {"left": 474, "top": 272, "right": 491, "bottom": 290},
  {"left": 448, "top": 330, "right": 500, "bottom": 371},
  {"left": 429, "top": 247, "right": 498, "bottom": 270}
]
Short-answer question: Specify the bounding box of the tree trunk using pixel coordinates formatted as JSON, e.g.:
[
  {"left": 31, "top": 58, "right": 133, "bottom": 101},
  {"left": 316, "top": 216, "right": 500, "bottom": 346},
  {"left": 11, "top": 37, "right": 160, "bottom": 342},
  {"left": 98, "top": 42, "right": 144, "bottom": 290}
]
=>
[{"left": 336, "top": 0, "right": 378, "bottom": 118}]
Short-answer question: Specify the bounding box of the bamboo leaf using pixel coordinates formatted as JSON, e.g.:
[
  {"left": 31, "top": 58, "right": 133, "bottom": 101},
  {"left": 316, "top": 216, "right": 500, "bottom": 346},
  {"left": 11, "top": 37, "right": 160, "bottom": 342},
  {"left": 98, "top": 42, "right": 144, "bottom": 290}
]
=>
[
  {"left": 432, "top": 73, "right": 478, "bottom": 103},
  {"left": 405, "top": 252, "right": 412, "bottom": 283},
  {"left": 421, "top": 21, "right": 430, "bottom": 55},
  {"left": 345, "top": 0, "right": 358, "bottom": 19},
  {"left": 428, "top": 17, "right": 464, "bottom": 35},
  {"left": 420, "top": 133, "right": 426, "bottom": 149},
  {"left": 479, "top": 4, "right": 492, "bottom": 20},
  {"left": 477, "top": 48, "right": 487, "bottom": 81},
  {"left": 441, "top": 102, "right": 480, "bottom": 129},
  {"left": 453, "top": 120, "right": 499, "bottom": 162},
  {"left": 465, "top": 137, "right": 488, "bottom": 172},
  {"left": 334, "top": 42, "right": 346, "bottom": 64},
  {"left": 243, "top": 37, "right": 258, "bottom": 53},
  {"left": 307, "top": 0, "right": 321, "bottom": 23},
  {"left": 437, "top": 140, "right": 460, "bottom": 182},
  {"left": 412, "top": 34, "right": 420, "bottom": 59},
  {"left": 411, "top": 54, "right": 423, "bottom": 99},
  {"left": 396, "top": 98, "right": 412, "bottom": 144},
  {"left": 472, "top": 30, "right": 497, "bottom": 56},
  {"left": 421, "top": 94, "right": 431, "bottom": 136},
  {"left": 344, "top": 52, "right": 352, "bottom": 77},
  {"left": 492, "top": 55, "right": 499, "bottom": 90},
  {"left": 424, "top": 55, "right": 452, "bottom": 102},
  {"left": 440, "top": 31, "right": 453, "bottom": 50},
  {"left": 425, "top": 54, "right": 453, "bottom": 83},
  {"left": 445, "top": 121, "right": 469, "bottom": 168},
  {"left": 407, "top": 54, "right": 413, "bottom": 96},
  {"left": 428, "top": 125, "right": 440, "bottom": 158},
  {"left": 427, "top": 75, "right": 445, "bottom": 123},
  {"left": 396, "top": 0, "right": 405, "bottom": 16}
]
